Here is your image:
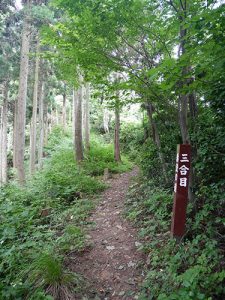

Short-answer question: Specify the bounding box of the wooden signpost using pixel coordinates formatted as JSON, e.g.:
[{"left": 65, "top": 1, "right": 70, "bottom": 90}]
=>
[{"left": 171, "top": 144, "right": 191, "bottom": 239}]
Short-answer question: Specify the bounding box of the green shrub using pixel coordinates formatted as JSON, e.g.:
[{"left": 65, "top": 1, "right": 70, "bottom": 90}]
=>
[
  {"left": 120, "top": 123, "right": 145, "bottom": 157},
  {"left": 120, "top": 122, "right": 179, "bottom": 188},
  {"left": 45, "top": 126, "right": 72, "bottom": 154},
  {"left": 82, "top": 140, "right": 132, "bottom": 176},
  {"left": 39, "top": 147, "right": 105, "bottom": 200}
]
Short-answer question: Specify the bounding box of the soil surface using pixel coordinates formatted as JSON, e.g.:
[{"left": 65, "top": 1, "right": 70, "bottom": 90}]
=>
[{"left": 69, "top": 167, "right": 145, "bottom": 300}]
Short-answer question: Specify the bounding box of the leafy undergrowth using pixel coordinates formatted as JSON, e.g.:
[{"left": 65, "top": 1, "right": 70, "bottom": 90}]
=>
[
  {"left": 82, "top": 140, "right": 133, "bottom": 176},
  {"left": 0, "top": 126, "right": 132, "bottom": 299},
  {"left": 125, "top": 179, "right": 225, "bottom": 300},
  {"left": 0, "top": 177, "right": 97, "bottom": 300}
]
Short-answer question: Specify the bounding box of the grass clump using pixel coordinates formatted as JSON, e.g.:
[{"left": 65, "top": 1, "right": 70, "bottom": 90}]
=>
[{"left": 27, "top": 253, "right": 82, "bottom": 300}]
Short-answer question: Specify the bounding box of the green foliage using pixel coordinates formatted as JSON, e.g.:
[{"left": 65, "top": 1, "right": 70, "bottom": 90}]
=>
[
  {"left": 2, "top": 0, "right": 225, "bottom": 298},
  {"left": 126, "top": 179, "right": 225, "bottom": 299},
  {"left": 120, "top": 121, "right": 179, "bottom": 187},
  {"left": 126, "top": 181, "right": 172, "bottom": 236},
  {"left": 0, "top": 179, "right": 91, "bottom": 299},
  {"left": 82, "top": 139, "right": 133, "bottom": 176},
  {"left": 0, "top": 128, "right": 115, "bottom": 299},
  {"left": 56, "top": 225, "right": 86, "bottom": 252},
  {"left": 120, "top": 123, "right": 145, "bottom": 160},
  {"left": 191, "top": 108, "right": 225, "bottom": 186},
  {"left": 40, "top": 147, "right": 105, "bottom": 199},
  {"left": 0, "top": 124, "right": 134, "bottom": 298},
  {"left": 44, "top": 125, "right": 72, "bottom": 154}
]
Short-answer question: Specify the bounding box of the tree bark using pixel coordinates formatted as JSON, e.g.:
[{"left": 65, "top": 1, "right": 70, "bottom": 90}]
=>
[
  {"left": 38, "top": 80, "right": 44, "bottom": 169},
  {"left": 0, "top": 81, "right": 9, "bottom": 185},
  {"left": 43, "top": 84, "right": 49, "bottom": 146},
  {"left": 178, "top": 1, "right": 196, "bottom": 204},
  {"left": 178, "top": 1, "right": 190, "bottom": 144},
  {"left": 30, "top": 37, "right": 40, "bottom": 174},
  {"left": 84, "top": 82, "right": 90, "bottom": 152},
  {"left": 13, "top": 99, "right": 17, "bottom": 168},
  {"left": 72, "top": 89, "right": 76, "bottom": 146},
  {"left": 188, "top": 90, "right": 198, "bottom": 120},
  {"left": 14, "top": 5, "right": 31, "bottom": 184},
  {"left": 114, "top": 102, "right": 121, "bottom": 162},
  {"left": 48, "top": 105, "right": 52, "bottom": 134},
  {"left": 146, "top": 102, "right": 168, "bottom": 184},
  {"left": 75, "top": 86, "right": 83, "bottom": 162},
  {"left": 178, "top": 92, "right": 190, "bottom": 144}
]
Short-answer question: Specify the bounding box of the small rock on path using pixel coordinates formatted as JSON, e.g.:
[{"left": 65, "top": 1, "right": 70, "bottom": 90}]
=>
[{"left": 69, "top": 167, "right": 145, "bottom": 299}]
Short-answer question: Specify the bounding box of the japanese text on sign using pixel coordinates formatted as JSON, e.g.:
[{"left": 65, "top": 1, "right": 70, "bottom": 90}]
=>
[{"left": 171, "top": 144, "right": 191, "bottom": 238}]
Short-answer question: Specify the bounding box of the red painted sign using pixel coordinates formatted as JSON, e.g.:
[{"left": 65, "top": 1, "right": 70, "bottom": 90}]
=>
[{"left": 171, "top": 144, "right": 191, "bottom": 238}]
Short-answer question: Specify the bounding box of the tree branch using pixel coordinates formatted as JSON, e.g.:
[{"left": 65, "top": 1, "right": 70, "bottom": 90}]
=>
[{"left": 167, "top": 0, "right": 179, "bottom": 13}]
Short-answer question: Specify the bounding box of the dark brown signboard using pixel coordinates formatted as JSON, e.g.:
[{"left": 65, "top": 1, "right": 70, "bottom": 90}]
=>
[{"left": 171, "top": 144, "right": 191, "bottom": 238}]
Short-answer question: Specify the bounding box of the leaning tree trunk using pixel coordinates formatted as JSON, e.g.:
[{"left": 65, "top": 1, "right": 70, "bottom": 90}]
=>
[
  {"left": 14, "top": 6, "right": 31, "bottom": 184},
  {"left": 114, "top": 102, "right": 121, "bottom": 162},
  {"left": 146, "top": 102, "right": 168, "bottom": 184},
  {"left": 74, "top": 86, "right": 83, "bottom": 162},
  {"left": 0, "top": 81, "right": 9, "bottom": 185},
  {"left": 30, "top": 37, "right": 40, "bottom": 175},
  {"left": 84, "top": 82, "right": 90, "bottom": 152}
]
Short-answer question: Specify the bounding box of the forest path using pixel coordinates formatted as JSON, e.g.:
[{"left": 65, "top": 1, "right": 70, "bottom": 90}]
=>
[{"left": 69, "top": 167, "right": 145, "bottom": 299}]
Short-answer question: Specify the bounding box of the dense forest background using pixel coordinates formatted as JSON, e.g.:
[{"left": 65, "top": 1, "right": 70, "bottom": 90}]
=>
[{"left": 0, "top": 0, "right": 224, "bottom": 299}]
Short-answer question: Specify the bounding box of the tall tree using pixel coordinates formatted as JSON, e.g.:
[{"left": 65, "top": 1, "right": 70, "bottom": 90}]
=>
[
  {"left": 30, "top": 36, "right": 40, "bottom": 174},
  {"left": 84, "top": 82, "right": 90, "bottom": 152},
  {"left": 114, "top": 98, "right": 121, "bottom": 162},
  {"left": 38, "top": 64, "right": 45, "bottom": 169},
  {"left": 14, "top": 0, "right": 31, "bottom": 183},
  {"left": 62, "top": 83, "right": 67, "bottom": 130},
  {"left": 0, "top": 81, "right": 9, "bottom": 185},
  {"left": 145, "top": 101, "right": 168, "bottom": 183},
  {"left": 0, "top": 0, "right": 20, "bottom": 185},
  {"left": 74, "top": 84, "right": 84, "bottom": 162}
]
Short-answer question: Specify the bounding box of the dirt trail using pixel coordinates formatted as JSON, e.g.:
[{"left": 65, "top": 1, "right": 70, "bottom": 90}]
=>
[{"left": 69, "top": 167, "right": 145, "bottom": 299}]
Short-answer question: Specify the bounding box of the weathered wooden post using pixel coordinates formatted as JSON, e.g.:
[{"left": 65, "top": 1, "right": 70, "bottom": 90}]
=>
[{"left": 171, "top": 144, "right": 191, "bottom": 239}]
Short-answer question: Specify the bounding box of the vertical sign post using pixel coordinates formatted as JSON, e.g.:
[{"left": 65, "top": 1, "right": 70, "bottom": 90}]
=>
[{"left": 171, "top": 144, "right": 191, "bottom": 239}]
